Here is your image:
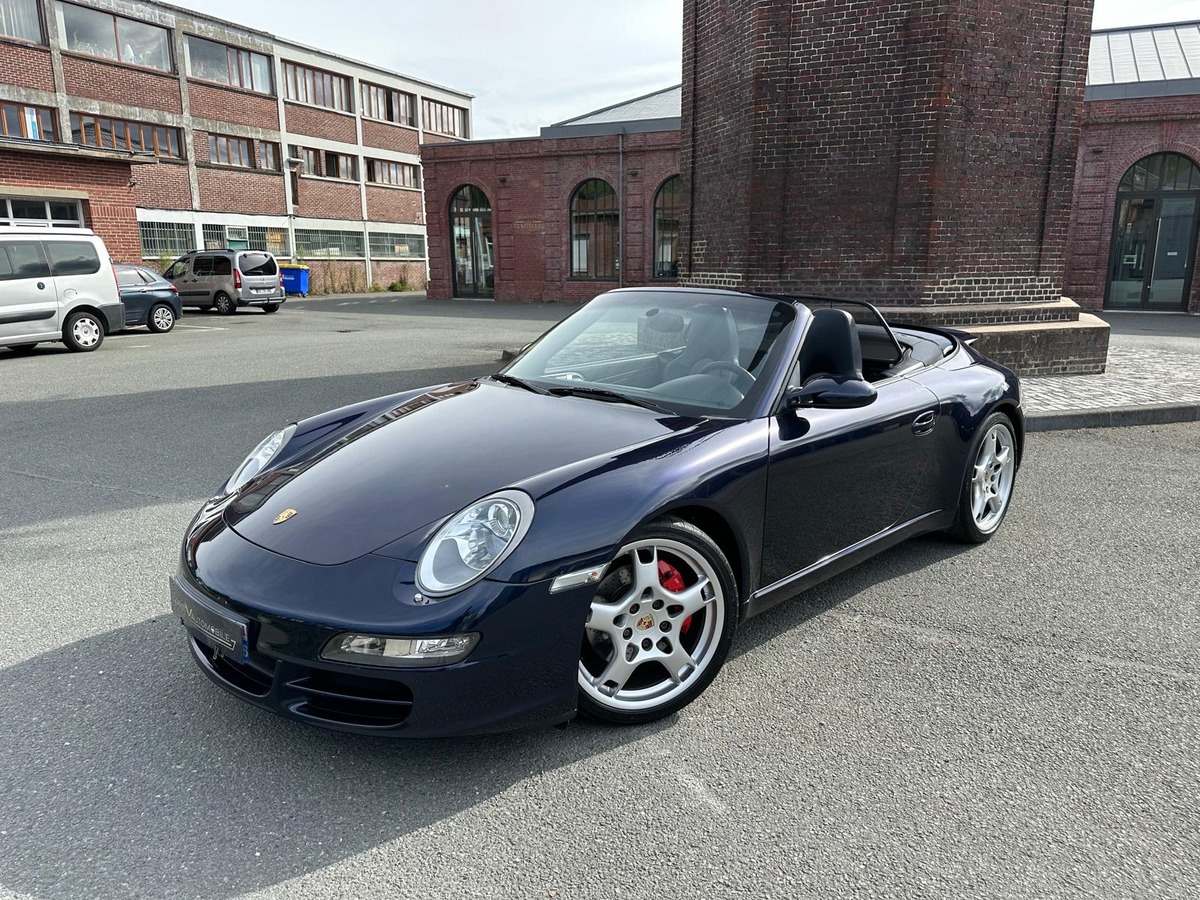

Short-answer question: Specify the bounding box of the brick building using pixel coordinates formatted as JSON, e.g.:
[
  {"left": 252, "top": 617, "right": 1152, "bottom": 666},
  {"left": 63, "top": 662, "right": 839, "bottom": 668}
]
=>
[
  {"left": 0, "top": 0, "right": 473, "bottom": 290},
  {"left": 423, "top": 88, "right": 682, "bottom": 301},
  {"left": 1067, "top": 21, "right": 1200, "bottom": 315}
]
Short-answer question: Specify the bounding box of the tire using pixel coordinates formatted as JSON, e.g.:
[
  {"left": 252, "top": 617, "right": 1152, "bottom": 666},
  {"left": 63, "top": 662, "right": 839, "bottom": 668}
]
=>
[
  {"left": 147, "top": 303, "right": 176, "bottom": 333},
  {"left": 577, "top": 517, "right": 738, "bottom": 725},
  {"left": 8, "top": 343, "right": 38, "bottom": 354},
  {"left": 214, "top": 292, "right": 237, "bottom": 315},
  {"left": 946, "top": 411, "right": 1018, "bottom": 544},
  {"left": 262, "top": 302, "right": 279, "bottom": 313},
  {"left": 63, "top": 311, "right": 105, "bottom": 352}
]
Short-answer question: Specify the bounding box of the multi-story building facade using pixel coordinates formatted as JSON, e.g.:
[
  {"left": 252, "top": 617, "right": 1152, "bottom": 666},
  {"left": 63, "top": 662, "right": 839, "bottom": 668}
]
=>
[{"left": 0, "top": 0, "right": 472, "bottom": 290}]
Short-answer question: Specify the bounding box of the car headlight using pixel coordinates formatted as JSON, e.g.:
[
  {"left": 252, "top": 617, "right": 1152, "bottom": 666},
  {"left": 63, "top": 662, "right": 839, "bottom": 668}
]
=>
[
  {"left": 416, "top": 490, "right": 535, "bottom": 597},
  {"left": 224, "top": 424, "right": 296, "bottom": 494}
]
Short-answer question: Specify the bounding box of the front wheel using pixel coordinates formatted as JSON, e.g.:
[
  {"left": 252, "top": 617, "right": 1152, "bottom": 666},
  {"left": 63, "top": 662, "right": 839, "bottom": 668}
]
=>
[
  {"left": 577, "top": 517, "right": 738, "bottom": 725},
  {"left": 946, "top": 411, "right": 1018, "bottom": 543},
  {"left": 147, "top": 303, "right": 176, "bottom": 333},
  {"left": 63, "top": 311, "right": 104, "bottom": 352}
]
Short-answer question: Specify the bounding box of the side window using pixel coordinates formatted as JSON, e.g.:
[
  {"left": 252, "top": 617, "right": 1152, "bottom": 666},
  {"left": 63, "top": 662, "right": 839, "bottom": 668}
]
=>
[
  {"left": 0, "top": 248, "right": 13, "bottom": 279},
  {"left": 163, "top": 259, "right": 189, "bottom": 279},
  {"left": 138, "top": 269, "right": 157, "bottom": 284},
  {"left": 212, "top": 256, "right": 233, "bottom": 276},
  {"left": 117, "top": 269, "right": 142, "bottom": 287},
  {"left": 192, "top": 256, "right": 215, "bottom": 277},
  {"left": 45, "top": 241, "right": 102, "bottom": 276},
  {"left": 4, "top": 242, "right": 51, "bottom": 279}
]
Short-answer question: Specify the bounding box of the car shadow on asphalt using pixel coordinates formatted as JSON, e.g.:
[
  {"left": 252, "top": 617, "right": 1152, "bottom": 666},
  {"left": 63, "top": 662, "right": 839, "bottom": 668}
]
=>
[{"left": 0, "top": 615, "right": 671, "bottom": 900}]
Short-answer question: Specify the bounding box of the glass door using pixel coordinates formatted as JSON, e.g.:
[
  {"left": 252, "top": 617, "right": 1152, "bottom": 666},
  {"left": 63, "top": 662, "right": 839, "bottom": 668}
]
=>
[
  {"left": 450, "top": 185, "right": 494, "bottom": 299},
  {"left": 1148, "top": 196, "right": 1197, "bottom": 309},
  {"left": 1108, "top": 198, "right": 1156, "bottom": 309}
]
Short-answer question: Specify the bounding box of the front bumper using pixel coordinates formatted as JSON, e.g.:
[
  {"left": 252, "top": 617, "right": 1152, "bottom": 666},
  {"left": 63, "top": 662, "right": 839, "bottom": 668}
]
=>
[{"left": 169, "top": 522, "right": 590, "bottom": 738}]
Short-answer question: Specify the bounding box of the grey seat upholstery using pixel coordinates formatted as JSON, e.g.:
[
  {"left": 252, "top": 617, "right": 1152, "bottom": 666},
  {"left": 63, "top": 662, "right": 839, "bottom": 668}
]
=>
[
  {"left": 794, "top": 308, "right": 864, "bottom": 383},
  {"left": 663, "top": 306, "right": 739, "bottom": 382}
]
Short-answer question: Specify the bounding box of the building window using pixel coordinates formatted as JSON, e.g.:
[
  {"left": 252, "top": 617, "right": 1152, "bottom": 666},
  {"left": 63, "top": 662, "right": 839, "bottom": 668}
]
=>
[
  {"left": 247, "top": 225, "right": 289, "bottom": 255},
  {"left": 422, "top": 98, "right": 468, "bottom": 138},
  {"left": 325, "top": 152, "right": 357, "bottom": 180},
  {"left": 570, "top": 179, "right": 618, "bottom": 279},
  {"left": 361, "top": 83, "right": 415, "bottom": 127},
  {"left": 653, "top": 176, "right": 681, "bottom": 279},
  {"left": 70, "top": 112, "right": 181, "bottom": 157},
  {"left": 186, "top": 35, "right": 273, "bottom": 94},
  {"left": 0, "top": 0, "right": 43, "bottom": 43},
  {"left": 1, "top": 101, "right": 55, "bottom": 141},
  {"left": 139, "top": 221, "right": 197, "bottom": 257},
  {"left": 201, "top": 223, "right": 223, "bottom": 249},
  {"left": 367, "top": 159, "right": 419, "bottom": 188},
  {"left": 283, "top": 62, "right": 351, "bottom": 112},
  {"left": 294, "top": 228, "right": 364, "bottom": 258},
  {"left": 208, "top": 134, "right": 253, "bottom": 168},
  {"left": 61, "top": 3, "right": 172, "bottom": 72},
  {"left": 369, "top": 232, "right": 425, "bottom": 259},
  {"left": 257, "top": 141, "right": 279, "bottom": 171},
  {"left": 0, "top": 197, "right": 82, "bottom": 227},
  {"left": 290, "top": 145, "right": 322, "bottom": 177}
]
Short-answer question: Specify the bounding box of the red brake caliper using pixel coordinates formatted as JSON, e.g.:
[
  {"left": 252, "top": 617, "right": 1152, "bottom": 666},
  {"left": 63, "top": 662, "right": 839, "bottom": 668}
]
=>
[{"left": 658, "top": 559, "right": 693, "bottom": 635}]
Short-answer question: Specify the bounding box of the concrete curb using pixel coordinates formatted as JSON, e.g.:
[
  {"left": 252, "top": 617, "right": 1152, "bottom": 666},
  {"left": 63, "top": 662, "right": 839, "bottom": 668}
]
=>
[{"left": 1027, "top": 402, "right": 1200, "bottom": 432}]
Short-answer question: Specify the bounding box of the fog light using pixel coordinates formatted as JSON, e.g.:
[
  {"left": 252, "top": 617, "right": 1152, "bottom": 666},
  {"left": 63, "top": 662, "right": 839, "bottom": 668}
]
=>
[{"left": 321, "top": 632, "right": 479, "bottom": 668}]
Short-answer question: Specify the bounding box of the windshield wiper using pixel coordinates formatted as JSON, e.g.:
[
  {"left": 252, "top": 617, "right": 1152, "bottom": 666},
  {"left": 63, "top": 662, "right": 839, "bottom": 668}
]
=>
[
  {"left": 547, "top": 385, "right": 675, "bottom": 415},
  {"left": 488, "top": 373, "right": 550, "bottom": 395}
]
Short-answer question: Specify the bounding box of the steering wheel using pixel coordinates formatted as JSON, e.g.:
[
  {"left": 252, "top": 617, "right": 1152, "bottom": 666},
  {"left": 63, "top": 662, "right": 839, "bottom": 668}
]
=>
[{"left": 699, "top": 360, "right": 755, "bottom": 393}]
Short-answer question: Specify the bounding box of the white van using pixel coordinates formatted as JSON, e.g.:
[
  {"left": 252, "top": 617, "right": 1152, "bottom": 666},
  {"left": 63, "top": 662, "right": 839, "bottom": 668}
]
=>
[{"left": 0, "top": 229, "right": 125, "bottom": 353}]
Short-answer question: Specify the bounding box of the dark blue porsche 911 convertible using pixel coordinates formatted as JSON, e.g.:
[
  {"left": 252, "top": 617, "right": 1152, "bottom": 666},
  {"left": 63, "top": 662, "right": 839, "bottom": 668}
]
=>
[{"left": 170, "top": 287, "right": 1022, "bottom": 736}]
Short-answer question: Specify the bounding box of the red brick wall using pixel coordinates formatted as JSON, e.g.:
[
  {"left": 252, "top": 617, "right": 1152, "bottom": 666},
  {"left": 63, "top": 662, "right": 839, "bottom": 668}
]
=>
[
  {"left": 62, "top": 55, "right": 182, "bottom": 115},
  {"left": 189, "top": 81, "right": 280, "bottom": 130},
  {"left": 422, "top": 131, "right": 681, "bottom": 301},
  {"left": 196, "top": 167, "right": 286, "bottom": 215},
  {"left": 361, "top": 120, "right": 420, "bottom": 155},
  {"left": 0, "top": 40, "right": 55, "bottom": 91},
  {"left": 1067, "top": 95, "right": 1200, "bottom": 314},
  {"left": 681, "top": 0, "right": 1093, "bottom": 306},
  {"left": 294, "top": 176, "right": 362, "bottom": 219},
  {"left": 421, "top": 133, "right": 460, "bottom": 145},
  {"left": 365, "top": 186, "right": 422, "bottom": 224},
  {"left": 0, "top": 148, "right": 138, "bottom": 260},
  {"left": 283, "top": 102, "right": 357, "bottom": 143},
  {"left": 371, "top": 260, "right": 427, "bottom": 290},
  {"left": 133, "top": 160, "right": 192, "bottom": 209}
]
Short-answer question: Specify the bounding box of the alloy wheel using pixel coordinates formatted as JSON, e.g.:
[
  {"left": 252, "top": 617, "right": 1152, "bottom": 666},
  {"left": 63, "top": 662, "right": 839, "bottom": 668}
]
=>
[
  {"left": 970, "top": 422, "right": 1016, "bottom": 533},
  {"left": 152, "top": 306, "right": 175, "bottom": 331}
]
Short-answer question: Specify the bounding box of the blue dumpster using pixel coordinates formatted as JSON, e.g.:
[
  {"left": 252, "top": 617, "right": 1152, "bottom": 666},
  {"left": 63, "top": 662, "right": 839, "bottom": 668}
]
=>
[{"left": 280, "top": 264, "right": 310, "bottom": 297}]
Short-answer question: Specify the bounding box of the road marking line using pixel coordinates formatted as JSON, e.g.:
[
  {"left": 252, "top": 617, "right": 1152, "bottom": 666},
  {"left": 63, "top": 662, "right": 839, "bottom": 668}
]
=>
[{"left": 176, "top": 324, "right": 228, "bottom": 331}]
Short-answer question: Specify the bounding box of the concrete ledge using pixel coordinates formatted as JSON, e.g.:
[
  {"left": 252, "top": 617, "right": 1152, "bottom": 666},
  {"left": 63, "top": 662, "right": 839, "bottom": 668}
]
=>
[{"left": 1027, "top": 402, "right": 1200, "bottom": 432}]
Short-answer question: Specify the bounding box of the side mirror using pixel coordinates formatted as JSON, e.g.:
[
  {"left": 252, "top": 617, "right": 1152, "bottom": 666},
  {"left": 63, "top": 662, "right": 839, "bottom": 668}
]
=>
[{"left": 786, "top": 376, "right": 878, "bottom": 410}]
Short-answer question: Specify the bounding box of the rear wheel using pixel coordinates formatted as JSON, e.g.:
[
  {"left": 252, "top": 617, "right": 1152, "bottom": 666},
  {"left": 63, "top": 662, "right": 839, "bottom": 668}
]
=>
[
  {"left": 63, "top": 311, "right": 104, "bottom": 352},
  {"left": 214, "top": 292, "right": 237, "bottom": 315},
  {"left": 147, "top": 303, "right": 176, "bottom": 333},
  {"left": 262, "top": 302, "right": 279, "bottom": 313},
  {"left": 577, "top": 518, "right": 738, "bottom": 725},
  {"left": 946, "top": 411, "right": 1018, "bottom": 543}
]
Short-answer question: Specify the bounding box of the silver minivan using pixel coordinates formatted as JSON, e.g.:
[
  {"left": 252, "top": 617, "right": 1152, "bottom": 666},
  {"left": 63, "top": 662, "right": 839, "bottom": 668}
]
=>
[
  {"left": 0, "top": 229, "right": 125, "bottom": 353},
  {"left": 164, "top": 249, "right": 285, "bottom": 315}
]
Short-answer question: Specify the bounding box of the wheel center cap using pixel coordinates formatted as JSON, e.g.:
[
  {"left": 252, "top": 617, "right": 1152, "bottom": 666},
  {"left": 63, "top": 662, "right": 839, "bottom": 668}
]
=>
[{"left": 635, "top": 613, "right": 655, "bottom": 632}]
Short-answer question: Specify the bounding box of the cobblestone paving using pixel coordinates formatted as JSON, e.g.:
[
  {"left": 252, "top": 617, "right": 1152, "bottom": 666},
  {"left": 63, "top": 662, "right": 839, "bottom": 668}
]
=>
[{"left": 1023, "top": 345, "right": 1200, "bottom": 411}]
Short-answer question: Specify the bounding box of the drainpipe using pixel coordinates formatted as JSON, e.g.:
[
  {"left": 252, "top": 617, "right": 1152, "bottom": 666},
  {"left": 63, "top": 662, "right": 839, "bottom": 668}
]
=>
[{"left": 618, "top": 128, "right": 625, "bottom": 288}]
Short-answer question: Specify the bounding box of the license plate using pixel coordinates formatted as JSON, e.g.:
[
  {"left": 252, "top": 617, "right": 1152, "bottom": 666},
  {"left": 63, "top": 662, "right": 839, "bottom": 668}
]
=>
[{"left": 170, "top": 577, "right": 249, "bottom": 664}]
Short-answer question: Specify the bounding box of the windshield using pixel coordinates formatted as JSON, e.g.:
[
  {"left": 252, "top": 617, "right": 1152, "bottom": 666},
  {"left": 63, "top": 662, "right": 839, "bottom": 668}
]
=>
[
  {"left": 504, "top": 290, "right": 797, "bottom": 417},
  {"left": 239, "top": 252, "right": 277, "bottom": 276}
]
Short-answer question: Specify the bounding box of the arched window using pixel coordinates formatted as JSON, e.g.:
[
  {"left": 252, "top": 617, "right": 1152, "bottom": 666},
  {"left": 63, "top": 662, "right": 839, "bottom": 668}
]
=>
[
  {"left": 653, "top": 176, "right": 681, "bottom": 279},
  {"left": 450, "top": 184, "right": 493, "bottom": 298},
  {"left": 570, "top": 179, "right": 618, "bottom": 279},
  {"left": 1108, "top": 153, "right": 1200, "bottom": 311}
]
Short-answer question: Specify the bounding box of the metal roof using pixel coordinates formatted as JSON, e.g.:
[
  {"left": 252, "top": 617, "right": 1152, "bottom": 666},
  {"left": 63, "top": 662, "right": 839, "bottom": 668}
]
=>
[
  {"left": 1088, "top": 21, "right": 1200, "bottom": 99},
  {"left": 551, "top": 86, "right": 682, "bottom": 127}
]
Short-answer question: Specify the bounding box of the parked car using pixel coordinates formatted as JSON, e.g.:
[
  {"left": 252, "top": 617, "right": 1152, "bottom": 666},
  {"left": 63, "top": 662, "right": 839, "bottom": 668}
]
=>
[
  {"left": 169, "top": 287, "right": 1023, "bottom": 738},
  {"left": 115, "top": 264, "right": 182, "bottom": 333},
  {"left": 163, "top": 249, "right": 285, "bottom": 315},
  {"left": 0, "top": 228, "right": 124, "bottom": 353}
]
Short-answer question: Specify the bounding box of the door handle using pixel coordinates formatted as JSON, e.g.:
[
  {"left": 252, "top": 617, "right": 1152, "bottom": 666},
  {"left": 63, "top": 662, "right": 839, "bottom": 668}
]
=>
[{"left": 912, "top": 410, "right": 936, "bottom": 435}]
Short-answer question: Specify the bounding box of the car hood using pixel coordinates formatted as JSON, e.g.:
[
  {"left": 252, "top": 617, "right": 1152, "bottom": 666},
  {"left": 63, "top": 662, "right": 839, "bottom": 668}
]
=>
[{"left": 224, "top": 380, "right": 699, "bottom": 565}]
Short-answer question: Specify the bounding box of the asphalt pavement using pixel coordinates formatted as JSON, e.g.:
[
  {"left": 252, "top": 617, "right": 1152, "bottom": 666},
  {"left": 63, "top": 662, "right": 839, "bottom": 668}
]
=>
[{"left": 0, "top": 300, "right": 1196, "bottom": 900}]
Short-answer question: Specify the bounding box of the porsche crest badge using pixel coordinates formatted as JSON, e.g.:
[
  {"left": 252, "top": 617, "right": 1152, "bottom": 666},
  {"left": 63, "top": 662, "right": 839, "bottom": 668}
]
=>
[{"left": 273, "top": 508, "right": 298, "bottom": 524}]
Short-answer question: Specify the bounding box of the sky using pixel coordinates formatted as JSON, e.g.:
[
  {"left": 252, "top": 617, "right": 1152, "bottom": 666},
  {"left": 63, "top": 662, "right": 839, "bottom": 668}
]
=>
[{"left": 179, "top": 0, "right": 1199, "bottom": 140}]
